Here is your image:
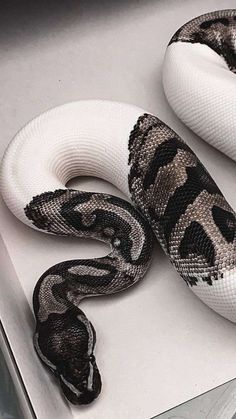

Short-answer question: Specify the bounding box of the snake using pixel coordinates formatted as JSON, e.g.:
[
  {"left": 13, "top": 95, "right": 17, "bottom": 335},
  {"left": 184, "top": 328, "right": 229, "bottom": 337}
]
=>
[{"left": 0, "top": 9, "right": 236, "bottom": 406}]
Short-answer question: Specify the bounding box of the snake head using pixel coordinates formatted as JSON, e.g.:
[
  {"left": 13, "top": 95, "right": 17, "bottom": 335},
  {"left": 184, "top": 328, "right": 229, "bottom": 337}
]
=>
[
  {"left": 56, "top": 314, "right": 102, "bottom": 404},
  {"left": 33, "top": 309, "right": 102, "bottom": 405},
  {"left": 58, "top": 354, "right": 102, "bottom": 405}
]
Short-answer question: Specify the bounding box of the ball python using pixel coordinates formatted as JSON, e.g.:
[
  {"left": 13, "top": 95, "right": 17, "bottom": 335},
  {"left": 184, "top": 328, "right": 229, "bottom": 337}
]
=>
[{"left": 0, "top": 10, "right": 236, "bottom": 406}]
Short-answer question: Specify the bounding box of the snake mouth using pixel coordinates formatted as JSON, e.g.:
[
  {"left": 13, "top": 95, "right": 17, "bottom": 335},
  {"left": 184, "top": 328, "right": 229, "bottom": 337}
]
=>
[
  {"left": 59, "top": 364, "right": 102, "bottom": 405},
  {"left": 57, "top": 355, "right": 102, "bottom": 405}
]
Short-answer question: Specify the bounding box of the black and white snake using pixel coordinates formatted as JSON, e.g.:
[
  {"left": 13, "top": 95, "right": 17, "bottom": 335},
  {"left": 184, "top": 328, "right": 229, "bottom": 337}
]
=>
[{"left": 0, "top": 9, "right": 236, "bottom": 406}]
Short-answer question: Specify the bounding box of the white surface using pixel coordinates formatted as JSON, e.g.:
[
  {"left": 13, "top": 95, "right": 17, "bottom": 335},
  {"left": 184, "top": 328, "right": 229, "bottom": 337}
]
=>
[
  {"left": 0, "top": 100, "right": 143, "bottom": 224},
  {"left": 0, "top": 1, "right": 236, "bottom": 419},
  {"left": 163, "top": 41, "right": 236, "bottom": 161}
]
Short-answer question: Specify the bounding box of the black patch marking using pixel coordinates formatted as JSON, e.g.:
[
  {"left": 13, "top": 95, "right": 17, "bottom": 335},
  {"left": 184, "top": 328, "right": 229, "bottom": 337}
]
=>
[
  {"left": 143, "top": 137, "right": 191, "bottom": 190},
  {"left": 212, "top": 205, "right": 236, "bottom": 243},
  {"left": 161, "top": 163, "right": 221, "bottom": 249},
  {"left": 179, "top": 221, "right": 215, "bottom": 266},
  {"left": 200, "top": 18, "right": 230, "bottom": 29}
]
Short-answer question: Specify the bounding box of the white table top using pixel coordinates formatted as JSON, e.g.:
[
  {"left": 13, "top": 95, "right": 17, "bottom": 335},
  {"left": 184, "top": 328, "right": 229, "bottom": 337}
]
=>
[{"left": 0, "top": 1, "right": 236, "bottom": 418}]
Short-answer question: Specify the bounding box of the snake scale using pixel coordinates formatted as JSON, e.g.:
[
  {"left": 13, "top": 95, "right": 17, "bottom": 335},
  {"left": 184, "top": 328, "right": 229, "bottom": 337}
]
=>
[{"left": 0, "top": 9, "right": 236, "bottom": 405}]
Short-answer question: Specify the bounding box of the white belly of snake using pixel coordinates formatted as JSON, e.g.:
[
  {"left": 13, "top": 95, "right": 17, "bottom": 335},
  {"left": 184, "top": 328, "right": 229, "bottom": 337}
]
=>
[
  {"left": 0, "top": 10, "right": 236, "bottom": 406},
  {"left": 163, "top": 9, "right": 236, "bottom": 160}
]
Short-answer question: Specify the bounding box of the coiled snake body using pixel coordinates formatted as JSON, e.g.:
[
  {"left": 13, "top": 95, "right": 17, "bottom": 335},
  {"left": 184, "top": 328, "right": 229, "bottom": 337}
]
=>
[{"left": 1, "top": 10, "right": 236, "bottom": 405}]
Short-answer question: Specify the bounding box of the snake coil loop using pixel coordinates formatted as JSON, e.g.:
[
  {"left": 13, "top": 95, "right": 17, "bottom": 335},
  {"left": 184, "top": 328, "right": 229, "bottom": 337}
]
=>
[{"left": 1, "top": 10, "right": 236, "bottom": 405}]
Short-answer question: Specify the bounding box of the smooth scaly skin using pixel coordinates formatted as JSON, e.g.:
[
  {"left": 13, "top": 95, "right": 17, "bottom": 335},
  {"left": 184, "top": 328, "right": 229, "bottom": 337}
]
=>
[
  {"left": 1, "top": 9, "right": 236, "bottom": 407},
  {"left": 163, "top": 9, "right": 236, "bottom": 162},
  {"left": 169, "top": 9, "right": 236, "bottom": 73},
  {"left": 128, "top": 114, "right": 236, "bottom": 287},
  {"left": 25, "top": 189, "right": 154, "bottom": 404}
]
